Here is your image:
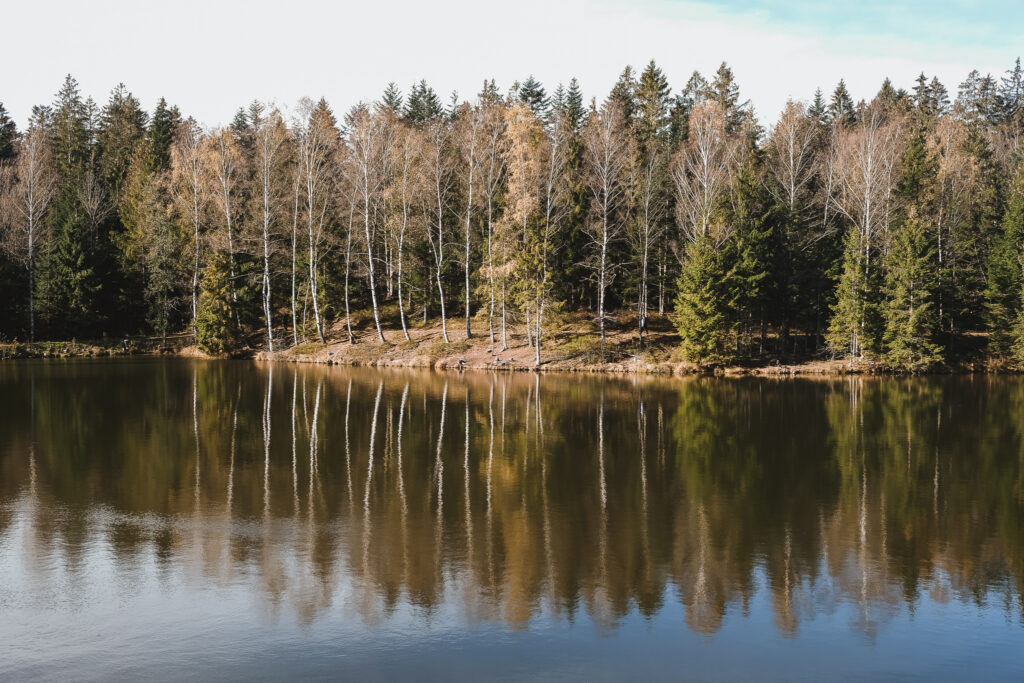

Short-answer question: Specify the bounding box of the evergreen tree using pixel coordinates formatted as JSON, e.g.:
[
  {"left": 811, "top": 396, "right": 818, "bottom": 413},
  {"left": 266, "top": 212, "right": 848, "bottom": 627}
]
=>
[
  {"left": 50, "top": 75, "right": 89, "bottom": 177},
  {"left": 98, "top": 84, "right": 147, "bottom": 200},
  {"left": 41, "top": 188, "right": 101, "bottom": 336},
  {"left": 828, "top": 79, "right": 856, "bottom": 126},
  {"left": 807, "top": 88, "right": 827, "bottom": 125},
  {"left": 518, "top": 75, "right": 549, "bottom": 118},
  {"left": 380, "top": 82, "right": 403, "bottom": 114},
  {"left": 635, "top": 60, "right": 671, "bottom": 154},
  {"left": 196, "top": 251, "right": 240, "bottom": 353},
  {"left": 728, "top": 155, "right": 777, "bottom": 351},
  {"left": 675, "top": 237, "right": 732, "bottom": 366},
  {"left": 986, "top": 161, "right": 1024, "bottom": 353},
  {"left": 882, "top": 213, "right": 942, "bottom": 369},
  {"left": 711, "top": 62, "right": 747, "bottom": 133},
  {"left": 149, "top": 98, "right": 181, "bottom": 171},
  {"left": 827, "top": 229, "right": 875, "bottom": 362},
  {"left": 403, "top": 80, "right": 443, "bottom": 122},
  {"left": 607, "top": 66, "right": 638, "bottom": 124},
  {"left": 0, "top": 101, "right": 16, "bottom": 160}
]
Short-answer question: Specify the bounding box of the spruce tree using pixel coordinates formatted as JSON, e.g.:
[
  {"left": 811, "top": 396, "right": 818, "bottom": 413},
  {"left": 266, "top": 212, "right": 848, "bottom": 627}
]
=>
[
  {"left": 828, "top": 79, "right": 856, "bottom": 126},
  {"left": 607, "top": 66, "right": 637, "bottom": 124},
  {"left": 711, "top": 62, "right": 748, "bottom": 133},
  {"left": 986, "top": 162, "right": 1024, "bottom": 353},
  {"left": 827, "top": 230, "right": 872, "bottom": 363},
  {"left": 149, "top": 98, "right": 181, "bottom": 171},
  {"left": 675, "top": 237, "right": 731, "bottom": 366},
  {"left": 882, "top": 214, "right": 942, "bottom": 369},
  {"left": 196, "top": 251, "right": 239, "bottom": 353},
  {"left": 0, "top": 101, "right": 15, "bottom": 160},
  {"left": 381, "top": 82, "right": 403, "bottom": 114},
  {"left": 403, "top": 80, "right": 443, "bottom": 122},
  {"left": 518, "top": 75, "right": 549, "bottom": 119},
  {"left": 635, "top": 60, "right": 671, "bottom": 154},
  {"left": 807, "top": 88, "right": 827, "bottom": 125}
]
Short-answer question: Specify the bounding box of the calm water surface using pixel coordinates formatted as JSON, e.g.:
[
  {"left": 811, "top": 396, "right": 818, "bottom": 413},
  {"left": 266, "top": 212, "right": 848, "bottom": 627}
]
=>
[{"left": 0, "top": 359, "right": 1022, "bottom": 681}]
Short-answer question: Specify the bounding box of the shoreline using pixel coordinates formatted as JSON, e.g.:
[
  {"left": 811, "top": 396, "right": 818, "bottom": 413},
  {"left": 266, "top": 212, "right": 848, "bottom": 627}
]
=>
[{"left": 3, "top": 325, "right": 1014, "bottom": 376}]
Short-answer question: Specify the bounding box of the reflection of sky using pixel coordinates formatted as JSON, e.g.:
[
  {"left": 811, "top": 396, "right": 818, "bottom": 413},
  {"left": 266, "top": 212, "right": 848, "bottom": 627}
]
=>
[{"left": 2, "top": 501, "right": 1020, "bottom": 682}]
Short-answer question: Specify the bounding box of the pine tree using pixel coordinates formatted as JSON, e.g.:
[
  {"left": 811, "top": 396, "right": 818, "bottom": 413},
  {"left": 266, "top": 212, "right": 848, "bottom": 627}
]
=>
[
  {"left": 675, "top": 236, "right": 731, "bottom": 366},
  {"left": 882, "top": 213, "right": 942, "bottom": 369}
]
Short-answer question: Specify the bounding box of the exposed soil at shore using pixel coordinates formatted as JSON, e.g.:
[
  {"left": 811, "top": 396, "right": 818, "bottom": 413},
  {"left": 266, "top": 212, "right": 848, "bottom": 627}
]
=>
[{"left": 3, "top": 312, "right": 1010, "bottom": 376}]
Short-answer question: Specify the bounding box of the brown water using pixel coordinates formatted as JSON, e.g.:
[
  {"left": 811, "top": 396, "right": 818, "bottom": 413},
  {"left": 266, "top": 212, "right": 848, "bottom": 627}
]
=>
[{"left": 0, "top": 359, "right": 1022, "bottom": 681}]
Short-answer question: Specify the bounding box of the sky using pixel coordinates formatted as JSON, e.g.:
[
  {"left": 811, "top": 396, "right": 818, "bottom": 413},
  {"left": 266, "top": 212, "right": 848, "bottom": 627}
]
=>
[{"left": 3, "top": 0, "right": 1020, "bottom": 128}]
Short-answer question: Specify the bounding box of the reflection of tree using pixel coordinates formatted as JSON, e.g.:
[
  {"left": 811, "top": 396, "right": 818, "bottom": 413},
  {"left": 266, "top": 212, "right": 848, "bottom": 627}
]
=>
[{"left": 0, "top": 363, "right": 1022, "bottom": 634}]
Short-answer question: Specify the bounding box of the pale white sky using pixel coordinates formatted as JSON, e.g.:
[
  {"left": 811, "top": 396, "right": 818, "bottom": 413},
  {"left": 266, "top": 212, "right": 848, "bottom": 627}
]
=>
[{"left": 3, "top": 0, "right": 1017, "bottom": 128}]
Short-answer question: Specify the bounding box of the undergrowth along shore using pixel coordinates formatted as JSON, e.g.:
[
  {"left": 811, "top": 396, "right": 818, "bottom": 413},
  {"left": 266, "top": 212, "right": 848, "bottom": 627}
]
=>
[{"left": 3, "top": 319, "right": 1013, "bottom": 376}]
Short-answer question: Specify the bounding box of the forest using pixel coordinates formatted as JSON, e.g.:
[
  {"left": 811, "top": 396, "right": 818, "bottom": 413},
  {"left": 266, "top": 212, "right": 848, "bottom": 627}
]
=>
[{"left": 3, "top": 60, "right": 1024, "bottom": 369}]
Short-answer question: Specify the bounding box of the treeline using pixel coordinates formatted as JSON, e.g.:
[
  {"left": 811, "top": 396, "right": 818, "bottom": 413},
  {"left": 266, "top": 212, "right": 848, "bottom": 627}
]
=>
[{"left": 2, "top": 60, "right": 1024, "bottom": 368}]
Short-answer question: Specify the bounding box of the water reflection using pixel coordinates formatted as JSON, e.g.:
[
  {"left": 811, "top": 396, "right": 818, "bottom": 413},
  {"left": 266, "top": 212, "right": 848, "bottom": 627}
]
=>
[{"left": 0, "top": 361, "right": 1022, "bottom": 642}]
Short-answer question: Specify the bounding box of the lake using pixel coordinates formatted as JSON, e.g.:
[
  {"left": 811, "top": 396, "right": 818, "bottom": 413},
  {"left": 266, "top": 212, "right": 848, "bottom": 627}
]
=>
[{"left": 0, "top": 359, "right": 1021, "bottom": 681}]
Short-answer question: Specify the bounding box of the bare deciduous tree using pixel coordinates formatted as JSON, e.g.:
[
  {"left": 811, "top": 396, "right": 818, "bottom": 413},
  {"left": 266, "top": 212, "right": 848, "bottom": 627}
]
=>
[
  {"left": 345, "top": 105, "right": 392, "bottom": 342},
  {"left": 1, "top": 126, "right": 56, "bottom": 341},
  {"left": 583, "top": 100, "right": 634, "bottom": 344},
  {"left": 171, "top": 118, "right": 206, "bottom": 340},
  {"left": 672, "top": 101, "right": 737, "bottom": 248}
]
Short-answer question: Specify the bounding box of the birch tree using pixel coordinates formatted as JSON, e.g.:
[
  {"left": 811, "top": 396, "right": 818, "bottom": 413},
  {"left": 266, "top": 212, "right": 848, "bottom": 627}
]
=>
[
  {"left": 583, "top": 100, "right": 634, "bottom": 344},
  {"left": 455, "top": 102, "right": 484, "bottom": 338},
  {"left": 1, "top": 125, "right": 56, "bottom": 341},
  {"left": 503, "top": 102, "right": 544, "bottom": 348},
  {"left": 672, "top": 101, "right": 736, "bottom": 247},
  {"left": 826, "top": 106, "right": 906, "bottom": 360},
  {"left": 388, "top": 122, "right": 423, "bottom": 341},
  {"left": 251, "top": 107, "right": 290, "bottom": 350},
  {"left": 171, "top": 118, "right": 206, "bottom": 339},
  {"left": 532, "top": 112, "right": 571, "bottom": 365},
  {"left": 421, "top": 116, "right": 455, "bottom": 343},
  {"left": 203, "top": 128, "right": 242, "bottom": 321},
  {"left": 345, "top": 105, "right": 391, "bottom": 342},
  {"left": 295, "top": 98, "right": 338, "bottom": 344},
  {"left": 479, "top": 98, "right": 507, "bottom": 347}
]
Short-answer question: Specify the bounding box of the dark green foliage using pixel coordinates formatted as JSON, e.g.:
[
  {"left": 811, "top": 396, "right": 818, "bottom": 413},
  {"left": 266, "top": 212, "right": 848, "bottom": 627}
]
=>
[
  {"left": 196, "top": 252, "right": 239, "bottom": 353},
  {"left": 40, "top": 187, "right": 101, "bottom": 336},
  {"left": 0, "top": 101, "right": 16, "bottom": 160},
  {"left": 882, "top": 214, "right": 943, "bottom": 369},
  {"left": 828, "top": 79, "right": 856, "bottom": 126},
  {"left": 149, "top": 98, "right": 180, "bottom": 171},
  {"left": 986, "top": 163, "right": 1024, "bottom": 353},
  {"left": 518, "top": 75, "right": 549, "bottom": 119},
  {"left": 675, "top": 237, "right": 732, "bottom": 366},
  {"left": 607, "top": 66, "right": 637, "bottom": 124},
  {"left": 711, "top": 62, "right": 747, "bottom": 133},
  {"left": 404, "top": 80, "right": 443, "bottom": 122},
  {"left": 827, "top": 230, "right": 873, "bottom": 360},
  {"left": 381, "top": 82, "right": 403, "bottom": 114}
]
